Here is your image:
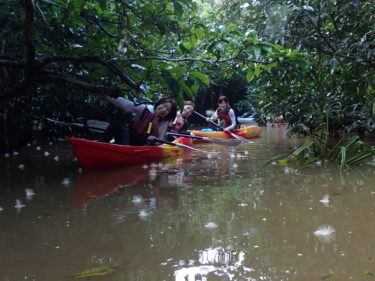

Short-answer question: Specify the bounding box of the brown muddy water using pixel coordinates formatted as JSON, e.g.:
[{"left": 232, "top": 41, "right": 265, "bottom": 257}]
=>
[{"left": 0, "top": 125, "right": 374, "bottom": 281}]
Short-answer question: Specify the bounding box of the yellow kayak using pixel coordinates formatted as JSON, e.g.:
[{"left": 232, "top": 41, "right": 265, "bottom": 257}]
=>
[{"left": 190, "top": 126, "right": 261, "bottom": 143}]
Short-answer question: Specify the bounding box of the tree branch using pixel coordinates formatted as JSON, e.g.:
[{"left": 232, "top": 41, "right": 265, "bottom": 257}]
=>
[
  {"left": 110, "top": 56, "right": 265, "bottom": 64},
  {"left": 39, "top": 55, "right": 143, "bottom": 91},
  {"left": 37, "top": 74, "right": 122, "bottom": 96},
  {"left": 0, "top": 59, "right": 26, "bottom": 68},
  {"left": 25, "top": 0, "right": 36, "bottom": 65}
]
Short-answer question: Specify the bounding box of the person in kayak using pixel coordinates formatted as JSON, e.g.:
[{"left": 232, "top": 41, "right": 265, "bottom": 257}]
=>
[
  {"left": 206, "top": 95, "right": 237, "bottom": 131},
  {"left": 165, "top": 100, "right": 195, "bottom": 141},
  {"left": 101, "top": 96, "right": 177, "bottom": 145},
  {"left": 168, "top": 101, "right": 195, "bottom": 135}
]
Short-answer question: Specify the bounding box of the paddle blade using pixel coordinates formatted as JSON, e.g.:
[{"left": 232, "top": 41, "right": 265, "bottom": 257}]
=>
[{"left": 87, "top": 120, "right": 110, "bottom": 133}]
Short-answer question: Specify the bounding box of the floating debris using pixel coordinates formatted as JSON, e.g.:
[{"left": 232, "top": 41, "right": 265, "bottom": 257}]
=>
[
  {"left": 61, "top": 178, "right": 71, "bottom": 186},
  {"left": 53, "top": 156, "right": 59, "bottom": 161},
  {"left": 4, "top": 153, "right": 10, "bottom": 158},
  {"left": 36, "top": 146, "right": 41, "bottom": 151},
  {"left": 142, "top": 164, "right": 149, "bottom": 169},
  {"left": 44, "top": 151, "right": 50, "bottom": 157},
  {"left": 0, "top": 206, "right": 3, "bottom": 212},
  {"left": 204, "top": 222, "right": 218, "bottom": 229},
  {"left": 315, "top": 160, "right": 322, "bottom": 166},
  {"left": 132, "top": 196, "right": 143, "bottom": 203},
  {"left": 17, "top": 164, "right": 25, "bottom": 170},
  {"left": 284, "top": 167, "right": 291, "bottom": 175},
  {"left": 13, "top": 151, "right": 19, "bottom": 156},
  {"left": 319, "top": 195, "right": 330, "bottom": 206},
  {"left": 25, "top": 188, "right": 36, "bottom": 200},
  {"left": 138, "top": 210, "right": 149, "bottom": 219},
  {"left": 314, "top": 225, "right": 336, "bottom": 243},
  {"left": 15, "top": 199, "right": 26, "bottom": 210}
]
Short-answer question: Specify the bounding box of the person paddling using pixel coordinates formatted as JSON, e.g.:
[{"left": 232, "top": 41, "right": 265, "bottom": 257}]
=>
[
  {"left": 168, "top": 101, "right": 195, "bottom": 135},
  {"left": 101, "top": 95, "right": 177, "bottom": 145},
  {"left": 206, "top": 96, "right": 237, "bottom": 132}
]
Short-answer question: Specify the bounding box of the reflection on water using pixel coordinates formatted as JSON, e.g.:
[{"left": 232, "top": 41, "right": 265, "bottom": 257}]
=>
[{"left": 1, "top": 126, "right": 375, "bottom": 281}]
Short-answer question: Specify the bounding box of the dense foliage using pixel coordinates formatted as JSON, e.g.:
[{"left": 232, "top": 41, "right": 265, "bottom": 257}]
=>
[
  {"left": 0, "top": 0, "right": 374, "bottom": 154},
  {"left": 0, "top": 0, "right": 305, "bottom": 151},
  {"left": 243, "top": 1, "right": 375, "bottom": 140}
]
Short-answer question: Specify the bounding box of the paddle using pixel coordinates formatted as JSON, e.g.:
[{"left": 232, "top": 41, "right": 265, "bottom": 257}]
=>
[
  {"left": 193, "top": 111, "right": 251, "bottom": 143},
  {"left": 47, "top": 118, "right": 109, "bottom": 133},
  {"left": 155, "top": 138, "right": 215, "bottom": 154},
  {"left": 167, "top": 132, "right": 242, "bottom": 147}
]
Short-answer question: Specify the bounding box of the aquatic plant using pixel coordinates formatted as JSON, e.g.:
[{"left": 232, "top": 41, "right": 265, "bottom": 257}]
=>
[{"left": 265, "top": 135, "right": 375, "bottom": 172}]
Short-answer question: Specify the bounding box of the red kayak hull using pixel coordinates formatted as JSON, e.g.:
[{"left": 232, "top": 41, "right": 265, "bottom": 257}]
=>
[{"left": 68, "top": 137, "right": 191, "bottom": 171}]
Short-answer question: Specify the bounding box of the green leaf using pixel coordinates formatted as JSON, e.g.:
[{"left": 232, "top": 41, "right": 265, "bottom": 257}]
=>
[
  {"left": 161, "top": 70, "right": 180, "bottom": 93},
  {"left": 174, "top": 2, "right": 184, "bottom": 17},
  {"left": 71, "top": 266, "right": 115, "bottom": 278},
  {"left": 254, "top": 65, "right": 261, "bottom": 77},
  {"left": 176, "top": 91, "right": 184, "bottom": 108},
  {"left": 190, "top": 72, "right": 210, "bottom": 86},
  {"left": 72, "top": 0, "right": 85, "bottom": 12},
  {"left": 339, "top": 146, "right": 347, "bottom": 172},
  {"left": 98, "top": 0, "right": 106, "bottom": 10},
  {"left": 246, "top": 70, "right": 254, "bottom": 82},
  {"left": 253, "top": 46, "right": 261, "bottom": 60},
  {"left": 291, "top": 140, "right": 313, "bottom": 157},
  {"left": 191, "top": 84, "right": 199, "bottom": 95},
  {"left": 192, "top": 27, "right": 204, "bottom": 39},
  {"left": 215, "top": 41, "right": 225, "bottom": 52},
  {"left": 363, "top": 271, "right": 374, "bottom": 276},
  {"left": 179, "top": 42, "right": 191, "bottom": 53},
  {"left": 177, "top": 79, "right": 193, "bottom": 98}
]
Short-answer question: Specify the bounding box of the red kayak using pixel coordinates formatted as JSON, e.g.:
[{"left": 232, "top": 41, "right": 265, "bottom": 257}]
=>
[{"left": 68, "top": 137, "right": 192, "bottom": 171}]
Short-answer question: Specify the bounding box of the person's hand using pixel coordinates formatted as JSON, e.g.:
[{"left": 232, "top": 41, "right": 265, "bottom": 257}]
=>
[
  {"left": 190, "top": 132, "right": 195, "bottom": 137},
  {"left": 205, "top": 117, "right": 210, "bottom": 122},
  {"left": 147, "top": 135, "right": 157, "bottom": 142},
  {"left": 223, "top": 127, "right": 230, "bottom": 132}
]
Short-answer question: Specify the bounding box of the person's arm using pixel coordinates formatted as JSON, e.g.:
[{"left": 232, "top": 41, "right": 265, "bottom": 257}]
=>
[
  {"left": 209, "top": 110, "right": 218, "bottom": 122},
  {"left": 105, "top": 96, "right": 146, "bottom": 115},
  {"left": 224, "top": 109, "right": 236, "bottom": 131}
]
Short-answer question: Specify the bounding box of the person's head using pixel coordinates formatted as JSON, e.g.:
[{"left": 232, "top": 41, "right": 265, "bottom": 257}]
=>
[
  {"left": 218, "top": 96, "right": 229, "bottom": 111},
  {"left": 154, "top": 97, "right": 177, "bottom": 120},
  {"left": 181, "top": 101, "right": 195, "bottom": 118}
]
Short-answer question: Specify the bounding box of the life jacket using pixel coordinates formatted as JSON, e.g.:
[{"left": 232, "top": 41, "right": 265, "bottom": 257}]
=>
[
  {"left": 130, "top": 107, "right": 159, "bottom": 137},
  {"left": 168, "top": 114, "right": 186, "bottom": 132},
  {"left": 217, "top": 107, "right": 232, "bottom": 128}
]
